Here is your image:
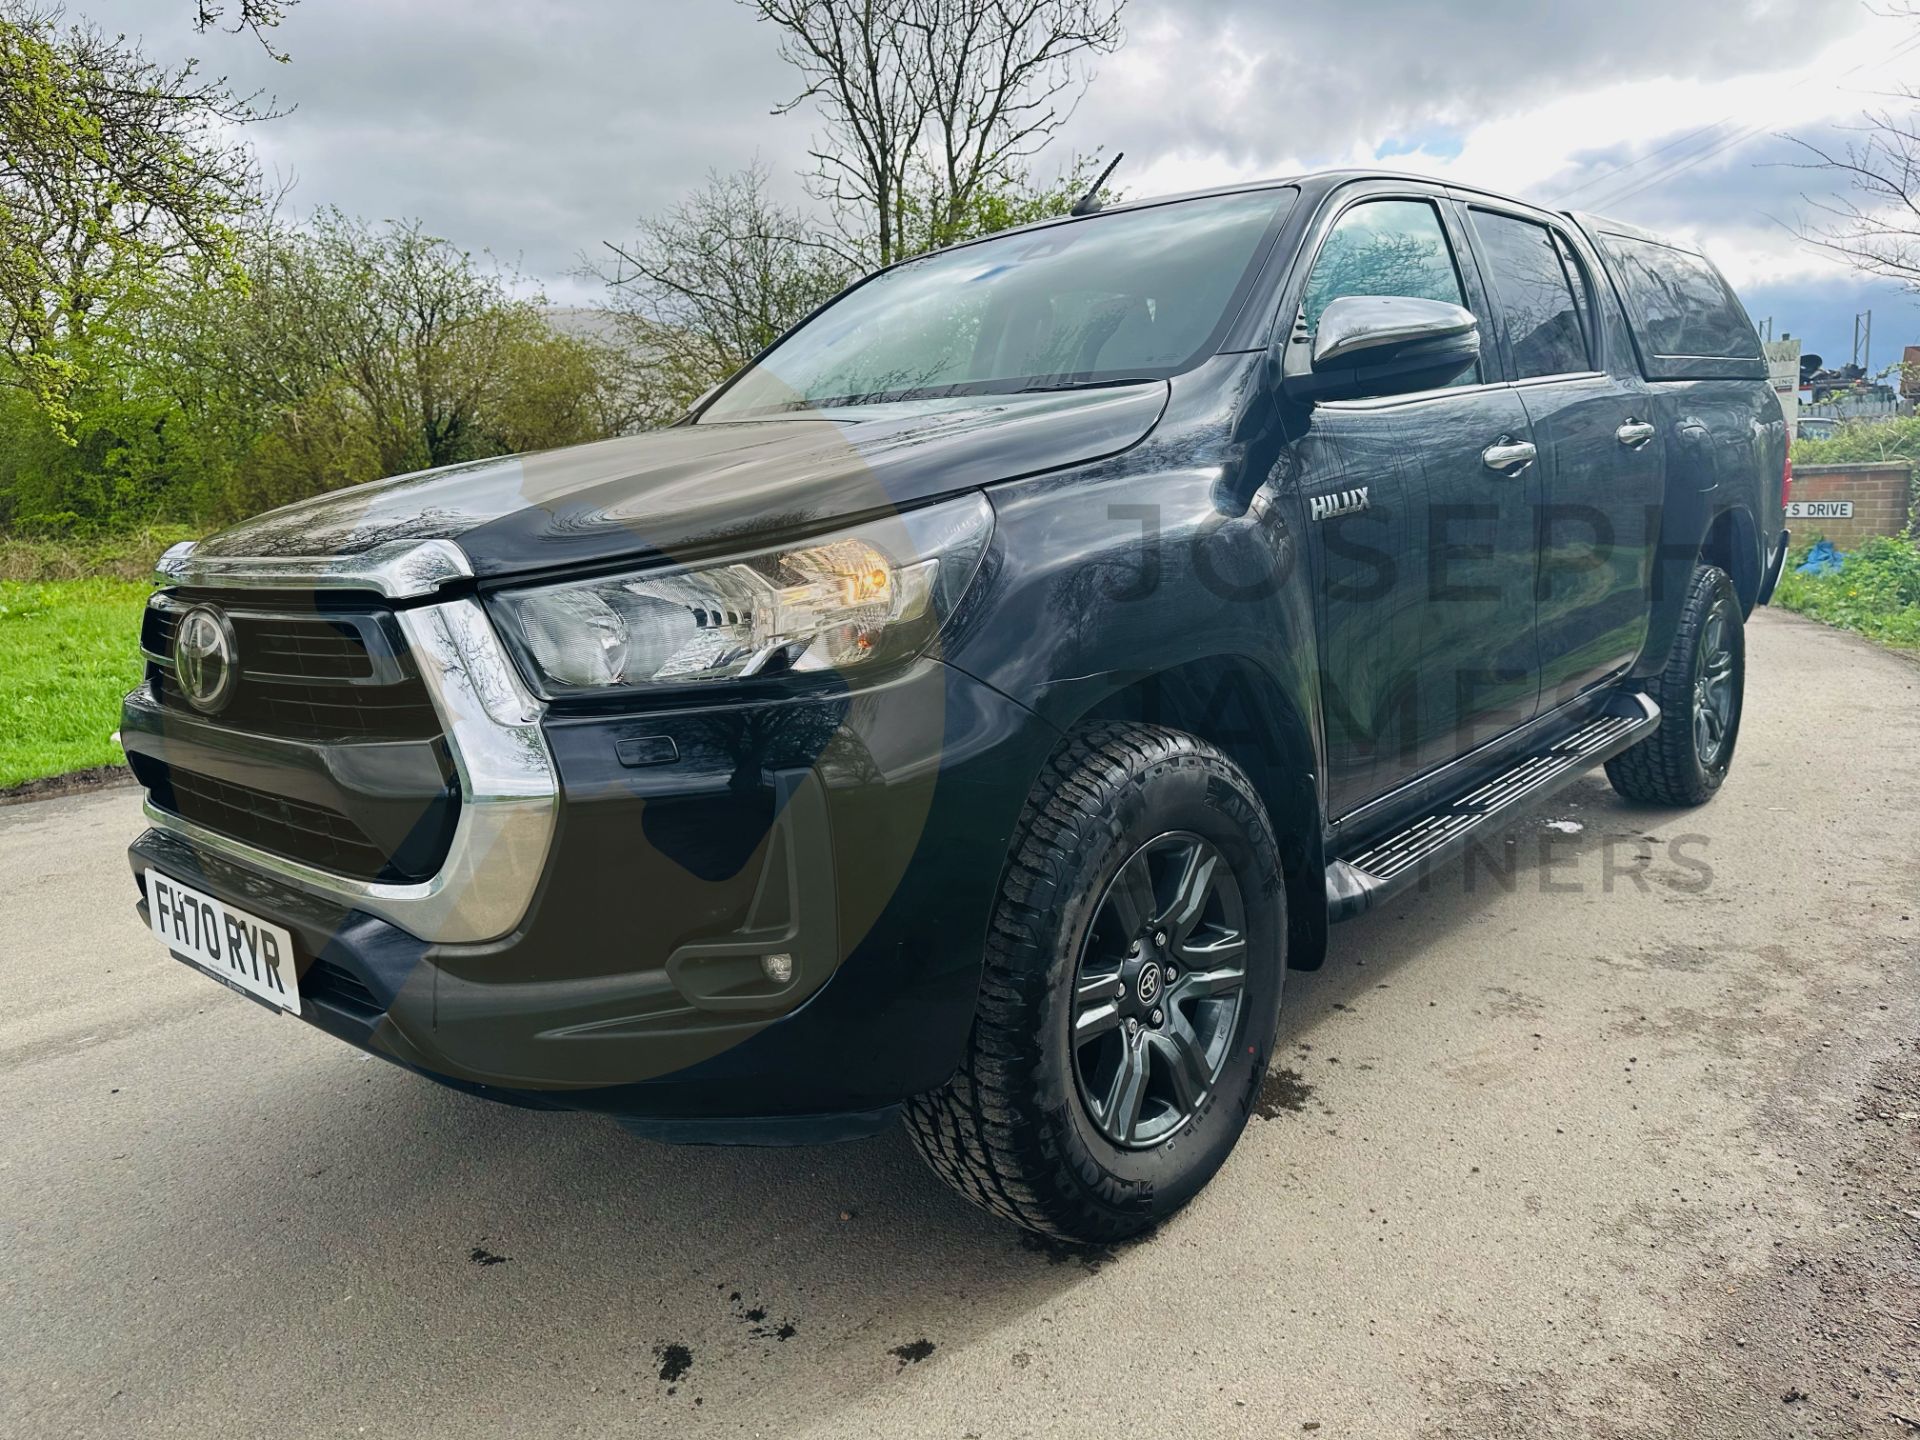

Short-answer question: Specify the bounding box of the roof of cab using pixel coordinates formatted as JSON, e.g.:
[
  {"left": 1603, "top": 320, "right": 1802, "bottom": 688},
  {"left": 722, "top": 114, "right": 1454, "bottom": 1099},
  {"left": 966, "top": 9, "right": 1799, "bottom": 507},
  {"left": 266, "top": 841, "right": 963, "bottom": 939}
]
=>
[
  {"left": 1036, "top": 167, "right": 1661, "bottom": 245},
  {"left": 1086, "top": 168, "right": 1697, "bottom": 250}
]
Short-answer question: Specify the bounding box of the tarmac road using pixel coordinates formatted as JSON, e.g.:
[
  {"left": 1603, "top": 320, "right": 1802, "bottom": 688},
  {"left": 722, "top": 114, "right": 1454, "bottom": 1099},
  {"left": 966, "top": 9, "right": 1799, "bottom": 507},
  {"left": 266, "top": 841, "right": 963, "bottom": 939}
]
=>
[{"left": 3, "top": 608, "right": 1917, "bottom": 1439}]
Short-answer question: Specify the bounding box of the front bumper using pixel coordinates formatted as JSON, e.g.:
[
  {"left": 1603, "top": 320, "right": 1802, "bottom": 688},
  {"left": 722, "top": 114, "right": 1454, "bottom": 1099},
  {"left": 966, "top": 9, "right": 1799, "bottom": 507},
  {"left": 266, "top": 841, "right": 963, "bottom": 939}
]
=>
[{"left": 129, "top": 655, "right": 1054, "bottom": 1133}]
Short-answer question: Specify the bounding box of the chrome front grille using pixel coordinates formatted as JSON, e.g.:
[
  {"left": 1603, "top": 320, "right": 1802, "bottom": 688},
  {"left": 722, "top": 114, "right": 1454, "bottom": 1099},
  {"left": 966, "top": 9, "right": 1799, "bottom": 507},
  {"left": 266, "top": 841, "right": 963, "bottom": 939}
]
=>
[
  {"left": 131, "top": 539, "right": 559, "bottom": 945},
  {"left": 133, "top": 587, "right": 461, "bottom": 885},
  {"left": 141, "top": 592, "right": 441, "bottom": 743}
]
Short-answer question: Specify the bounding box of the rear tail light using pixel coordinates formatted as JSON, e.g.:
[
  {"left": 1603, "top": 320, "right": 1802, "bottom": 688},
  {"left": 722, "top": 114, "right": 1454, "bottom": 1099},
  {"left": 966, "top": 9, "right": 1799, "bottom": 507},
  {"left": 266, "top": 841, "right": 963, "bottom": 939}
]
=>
[{"left": 1782, "top": 452, "right": 1793, "bottom": 508}]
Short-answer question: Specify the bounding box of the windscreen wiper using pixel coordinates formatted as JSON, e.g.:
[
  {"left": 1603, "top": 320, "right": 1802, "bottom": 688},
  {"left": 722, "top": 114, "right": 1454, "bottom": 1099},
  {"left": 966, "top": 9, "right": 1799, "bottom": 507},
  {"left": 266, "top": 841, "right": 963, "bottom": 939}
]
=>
[{"left": 1015, "top": 376, "right": 1161, "bottom": 393}]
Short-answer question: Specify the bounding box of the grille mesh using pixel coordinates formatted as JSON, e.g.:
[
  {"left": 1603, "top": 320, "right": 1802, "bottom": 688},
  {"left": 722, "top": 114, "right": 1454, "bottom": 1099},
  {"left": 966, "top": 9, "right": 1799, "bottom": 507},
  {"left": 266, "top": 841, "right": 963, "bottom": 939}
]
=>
[
  {"left": 151, "top": 671, "right": 442, "bottom": 742},
  {"left": 151, "top": 767, "right": 443, "bottom": 883},
  {"left": 245, "top": 618, "right": 376, "bottom": 680},
  {"left": 303, "top": 959, "right": 382, "bottom": 1017},
  {"left": 142, "top": 600, "right": 441, "bottom": 742}
]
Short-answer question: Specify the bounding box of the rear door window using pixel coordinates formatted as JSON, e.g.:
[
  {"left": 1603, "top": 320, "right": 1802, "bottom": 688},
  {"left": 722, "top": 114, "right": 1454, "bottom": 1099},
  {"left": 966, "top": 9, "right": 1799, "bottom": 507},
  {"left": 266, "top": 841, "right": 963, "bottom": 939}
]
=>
[
  {"left": 1469, "top": 210, "right": 1592, "bottom": 379},
  {"left": 1594, "top": 233, "right": 1760, "bottom": 361},
  {"left": 1552, "top": 231, "right": 1596, "bottom": 360}
]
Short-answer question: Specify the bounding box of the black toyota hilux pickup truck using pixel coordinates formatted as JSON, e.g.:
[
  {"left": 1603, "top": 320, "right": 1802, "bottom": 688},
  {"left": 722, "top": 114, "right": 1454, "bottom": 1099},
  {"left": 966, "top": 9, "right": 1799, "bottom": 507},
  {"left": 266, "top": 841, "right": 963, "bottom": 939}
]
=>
[{"left": 125, "top": 170, "right": 1789, "bottom": 1242}]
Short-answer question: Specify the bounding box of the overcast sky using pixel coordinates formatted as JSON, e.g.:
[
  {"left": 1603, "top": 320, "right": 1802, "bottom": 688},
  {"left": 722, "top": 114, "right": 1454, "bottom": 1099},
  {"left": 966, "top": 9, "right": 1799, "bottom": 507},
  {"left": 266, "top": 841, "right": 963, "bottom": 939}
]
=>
[{"left": 100, "top": 0, "right": 1920, "bottom": 370}]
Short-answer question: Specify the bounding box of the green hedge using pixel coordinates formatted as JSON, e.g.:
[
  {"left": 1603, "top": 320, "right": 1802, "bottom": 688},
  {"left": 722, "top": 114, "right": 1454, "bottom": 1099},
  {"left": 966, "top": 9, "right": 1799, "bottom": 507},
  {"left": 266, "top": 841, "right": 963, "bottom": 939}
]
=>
[{"left": 1772, "top": 535, "right": 1920, "bottom": 649}]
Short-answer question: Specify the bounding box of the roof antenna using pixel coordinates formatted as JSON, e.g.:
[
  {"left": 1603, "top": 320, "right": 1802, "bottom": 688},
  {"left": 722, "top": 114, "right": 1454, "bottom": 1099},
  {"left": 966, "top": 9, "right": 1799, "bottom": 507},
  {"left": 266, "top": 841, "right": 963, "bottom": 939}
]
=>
[{"left": 1069, "top": 152, "right": 1124, "bottom": 216}]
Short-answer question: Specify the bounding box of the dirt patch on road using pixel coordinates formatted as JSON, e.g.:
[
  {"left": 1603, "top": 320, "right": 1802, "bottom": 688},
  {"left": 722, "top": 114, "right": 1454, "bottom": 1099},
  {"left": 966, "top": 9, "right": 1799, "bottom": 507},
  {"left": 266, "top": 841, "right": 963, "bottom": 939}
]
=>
[
  {"left": 0, "top": 765, "right": 133, "bottom": 808},
  {"left": 1431, "top": 1037, "right": 1920, "bottom": 1438},
  {"left": 1672, "top": 1039, "right": 1920, "bottom": 1436}
]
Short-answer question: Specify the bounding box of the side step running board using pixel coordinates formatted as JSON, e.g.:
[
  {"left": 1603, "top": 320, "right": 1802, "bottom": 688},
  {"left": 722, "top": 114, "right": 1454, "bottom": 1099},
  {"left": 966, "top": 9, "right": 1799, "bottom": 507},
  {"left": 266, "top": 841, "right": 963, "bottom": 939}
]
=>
[{"left": 1325, "top": 692, "right": 1660, "bottom": 923}]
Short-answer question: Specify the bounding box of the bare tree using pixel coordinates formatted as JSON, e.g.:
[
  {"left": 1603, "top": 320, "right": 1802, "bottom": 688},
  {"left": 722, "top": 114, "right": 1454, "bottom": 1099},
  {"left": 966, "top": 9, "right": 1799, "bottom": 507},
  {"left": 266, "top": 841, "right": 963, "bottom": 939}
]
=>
[
  {"left": 1785, "top": 117, "right": 1920, "bottom": 290},
  {"left": 587, "top": 164, "right": 852, "bottom": 423},
  {"left": 743, "top": 0, "right": 1125, "bottom": 265},
  {"left": 1785, "top": 3, "right": 1920, "bottom": 292},
  {"left": 193, "top": 0, "right": 298, "bottom": 60}
]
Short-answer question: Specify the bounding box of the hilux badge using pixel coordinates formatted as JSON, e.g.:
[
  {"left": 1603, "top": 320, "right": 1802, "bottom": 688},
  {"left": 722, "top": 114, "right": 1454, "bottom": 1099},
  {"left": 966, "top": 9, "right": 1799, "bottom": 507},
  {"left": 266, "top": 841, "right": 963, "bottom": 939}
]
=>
[
  {"left": 173, "top": 605, "right": 238, "bottom": 714},
  {"left": 1309, "top": 487, "right": 1371, "bottom": 522}
]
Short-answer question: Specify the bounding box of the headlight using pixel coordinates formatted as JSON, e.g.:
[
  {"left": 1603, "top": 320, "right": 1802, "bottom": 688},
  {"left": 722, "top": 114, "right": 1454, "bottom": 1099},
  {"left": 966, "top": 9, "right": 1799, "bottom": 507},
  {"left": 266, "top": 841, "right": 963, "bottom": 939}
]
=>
[{"left": 489, "top": 493, "right": 994, "bottom": 697}]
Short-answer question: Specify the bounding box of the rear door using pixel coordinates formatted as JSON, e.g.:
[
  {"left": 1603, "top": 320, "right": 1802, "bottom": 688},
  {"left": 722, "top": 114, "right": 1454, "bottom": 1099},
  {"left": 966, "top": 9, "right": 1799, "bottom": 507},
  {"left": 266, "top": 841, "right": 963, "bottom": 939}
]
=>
[{"left": 1461, "top": 201, "right": 1664, "bottom": 707}]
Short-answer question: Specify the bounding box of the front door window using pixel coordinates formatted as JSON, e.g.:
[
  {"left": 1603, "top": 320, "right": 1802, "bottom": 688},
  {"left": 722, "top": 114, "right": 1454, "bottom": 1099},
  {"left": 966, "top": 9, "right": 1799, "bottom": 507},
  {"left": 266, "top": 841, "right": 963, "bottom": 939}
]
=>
[{"left": 1302, "top": 198, "right": 1482, "bottom": 390}]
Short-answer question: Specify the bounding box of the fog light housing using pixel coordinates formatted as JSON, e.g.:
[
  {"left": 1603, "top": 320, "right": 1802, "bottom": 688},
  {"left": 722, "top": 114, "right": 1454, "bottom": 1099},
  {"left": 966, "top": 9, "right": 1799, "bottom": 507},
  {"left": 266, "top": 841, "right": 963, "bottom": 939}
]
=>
[{"left": 761, "top": 952, "right": 795, "bottom": 985}]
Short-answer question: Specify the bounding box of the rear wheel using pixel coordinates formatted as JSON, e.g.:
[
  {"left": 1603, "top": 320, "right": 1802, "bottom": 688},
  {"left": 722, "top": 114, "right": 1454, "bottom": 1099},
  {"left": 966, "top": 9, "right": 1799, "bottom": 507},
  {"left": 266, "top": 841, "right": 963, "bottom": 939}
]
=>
[
  {"left": 1606, "top": 564, "right": 1745, "bottom": 806},
  {"left": 905, "top": 723, "right": 1286, "bottom": 1243}
]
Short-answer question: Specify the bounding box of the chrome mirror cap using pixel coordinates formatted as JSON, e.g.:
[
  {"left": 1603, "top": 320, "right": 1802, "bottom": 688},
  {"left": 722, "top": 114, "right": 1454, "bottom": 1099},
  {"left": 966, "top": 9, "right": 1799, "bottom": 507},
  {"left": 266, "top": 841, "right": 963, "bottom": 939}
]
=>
[{"left": 1312, "top": 294, "right": 1479, "bottom": 369}]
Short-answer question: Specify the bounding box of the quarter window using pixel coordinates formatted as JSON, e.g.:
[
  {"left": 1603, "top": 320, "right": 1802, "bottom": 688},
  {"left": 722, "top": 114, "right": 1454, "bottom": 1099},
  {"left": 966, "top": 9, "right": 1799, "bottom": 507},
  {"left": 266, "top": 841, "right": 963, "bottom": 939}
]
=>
[
  {"left": 1594, "top": 232, "right": 1761, "bottom": 361},
  {"left": 1472, "top": 211, "right": 1592, "bottom": 379}
]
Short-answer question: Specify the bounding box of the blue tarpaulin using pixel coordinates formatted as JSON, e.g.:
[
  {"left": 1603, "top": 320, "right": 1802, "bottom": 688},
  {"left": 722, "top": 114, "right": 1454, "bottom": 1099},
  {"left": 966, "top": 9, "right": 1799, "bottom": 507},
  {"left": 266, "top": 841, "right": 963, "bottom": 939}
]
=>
[{"left": 1796, "top": 539, "right": 1845, "bottom": 576}]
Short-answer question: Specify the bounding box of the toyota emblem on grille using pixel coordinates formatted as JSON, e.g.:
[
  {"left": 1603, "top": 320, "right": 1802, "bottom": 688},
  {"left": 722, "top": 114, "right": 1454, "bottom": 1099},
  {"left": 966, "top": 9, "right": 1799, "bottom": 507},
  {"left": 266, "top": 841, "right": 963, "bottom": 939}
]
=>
[{"left": 173, "top": 605, "right": 238, "bottom": 714}]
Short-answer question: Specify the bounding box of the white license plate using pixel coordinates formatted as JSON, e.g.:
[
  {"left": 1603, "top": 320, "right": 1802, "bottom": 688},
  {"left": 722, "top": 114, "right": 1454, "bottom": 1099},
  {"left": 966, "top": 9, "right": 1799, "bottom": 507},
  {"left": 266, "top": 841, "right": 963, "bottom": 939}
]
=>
[{"left": 145, "top": 868, "right": 301, "bottom": 1015}]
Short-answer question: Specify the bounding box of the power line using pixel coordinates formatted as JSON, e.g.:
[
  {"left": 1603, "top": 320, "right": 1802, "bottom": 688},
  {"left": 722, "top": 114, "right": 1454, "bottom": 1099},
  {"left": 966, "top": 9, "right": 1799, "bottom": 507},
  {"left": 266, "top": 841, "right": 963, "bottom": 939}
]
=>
[
  {"left": 1552, "top": 27, "right": 1920, "bottom": 212},
  {"left": 1554, "top": 117, "right": 1742, "bottom": 205},
  {"left": 1586, "top": 114, "right": 1785, "bottom": 211},
  {"left": 1592, "top": 28, "right": 1920, "bottom": 214}
]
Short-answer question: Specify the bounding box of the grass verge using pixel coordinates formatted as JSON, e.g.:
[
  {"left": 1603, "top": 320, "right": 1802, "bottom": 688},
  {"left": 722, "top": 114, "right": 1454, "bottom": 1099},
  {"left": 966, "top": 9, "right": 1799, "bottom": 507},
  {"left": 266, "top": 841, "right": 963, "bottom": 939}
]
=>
[
  {"left": 1772, "top": 535, "right": 1920, "bottom": 650},
  {"left": 0, "top": 578, "right": 149, "bottom": 789},
  {"left": 0, "top": 525, "right": 194, "bottom": 582}
]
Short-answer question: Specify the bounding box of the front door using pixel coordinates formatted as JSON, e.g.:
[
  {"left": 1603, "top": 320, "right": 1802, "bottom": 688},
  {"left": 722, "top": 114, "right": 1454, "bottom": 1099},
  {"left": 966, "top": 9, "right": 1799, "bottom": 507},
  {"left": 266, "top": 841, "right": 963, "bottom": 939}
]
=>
[{"left": 1289, "top": 192, "right": 1541, "bottom": 816}]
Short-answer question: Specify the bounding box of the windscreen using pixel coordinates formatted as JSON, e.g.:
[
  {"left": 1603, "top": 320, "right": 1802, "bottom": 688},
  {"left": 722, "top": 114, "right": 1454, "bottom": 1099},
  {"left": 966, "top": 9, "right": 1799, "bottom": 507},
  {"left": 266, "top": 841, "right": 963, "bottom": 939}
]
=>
[{"left": 701, "top": 188, "right": 1293, "bottom": 418}]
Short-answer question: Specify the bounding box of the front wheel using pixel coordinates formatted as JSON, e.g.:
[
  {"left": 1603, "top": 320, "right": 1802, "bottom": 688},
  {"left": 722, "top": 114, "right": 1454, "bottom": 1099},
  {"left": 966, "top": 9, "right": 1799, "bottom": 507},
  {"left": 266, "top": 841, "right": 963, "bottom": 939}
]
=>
[
  {"left": 904, "top": 723, "right": 1286, "bottom": 1243},
  {"left": 1606, "top": 564, "right": 1745, "bottom": 806}
]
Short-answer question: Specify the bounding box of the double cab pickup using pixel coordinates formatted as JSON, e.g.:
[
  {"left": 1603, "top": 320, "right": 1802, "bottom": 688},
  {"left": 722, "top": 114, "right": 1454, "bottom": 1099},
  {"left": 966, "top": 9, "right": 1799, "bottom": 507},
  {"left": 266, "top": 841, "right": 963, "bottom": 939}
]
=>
[{"left": 125, "top": 170, "right": 1789, "bottom": 1241}]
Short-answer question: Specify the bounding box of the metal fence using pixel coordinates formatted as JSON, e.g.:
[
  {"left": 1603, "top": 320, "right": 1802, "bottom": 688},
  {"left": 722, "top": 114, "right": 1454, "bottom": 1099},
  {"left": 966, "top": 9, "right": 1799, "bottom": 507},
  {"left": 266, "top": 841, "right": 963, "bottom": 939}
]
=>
[{"left": 1802, "top": 393, "right": 1904, "bottom": 422}]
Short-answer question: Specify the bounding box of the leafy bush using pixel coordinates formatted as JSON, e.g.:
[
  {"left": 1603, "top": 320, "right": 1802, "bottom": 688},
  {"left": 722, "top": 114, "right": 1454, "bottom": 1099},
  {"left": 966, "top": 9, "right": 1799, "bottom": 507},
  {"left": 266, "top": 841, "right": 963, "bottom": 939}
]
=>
[
  {"left": 1773, "top": 535, "right": 1920, "bottom": 649},
  {"left": 1792, "top": 415, "right": 1920, "bottom": 466},
  {"left": 0, "top": 215, "right": 645, "bottom": 541}
]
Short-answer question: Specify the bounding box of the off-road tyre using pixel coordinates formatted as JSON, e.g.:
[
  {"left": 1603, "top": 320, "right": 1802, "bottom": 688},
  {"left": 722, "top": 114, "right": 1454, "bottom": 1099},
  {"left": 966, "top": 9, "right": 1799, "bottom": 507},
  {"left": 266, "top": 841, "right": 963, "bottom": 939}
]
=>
[
  {"left": 904, "top": 723, "right": 1286, "bottom": 1243},
  {"left": 1606, "top": 564, "right": 1745, "bottom": 807}
]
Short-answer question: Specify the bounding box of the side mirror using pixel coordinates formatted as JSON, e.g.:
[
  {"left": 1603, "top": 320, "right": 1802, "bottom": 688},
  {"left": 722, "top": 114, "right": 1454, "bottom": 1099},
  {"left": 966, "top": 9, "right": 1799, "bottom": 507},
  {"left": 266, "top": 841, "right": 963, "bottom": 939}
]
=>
[{"left": 1283, "top": 295, "right": 1480, "bottom": 402}]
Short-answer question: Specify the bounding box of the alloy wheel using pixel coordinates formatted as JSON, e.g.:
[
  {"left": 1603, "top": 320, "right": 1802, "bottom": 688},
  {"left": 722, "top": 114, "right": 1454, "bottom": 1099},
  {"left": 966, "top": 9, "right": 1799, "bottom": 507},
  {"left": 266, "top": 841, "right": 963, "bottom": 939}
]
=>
[
  {"left": 1070, "top": 832, "right": 1248, "bottom": 1149},
  {"left": 1692, "top": 594, "right": 1737, "bottom": 769}
]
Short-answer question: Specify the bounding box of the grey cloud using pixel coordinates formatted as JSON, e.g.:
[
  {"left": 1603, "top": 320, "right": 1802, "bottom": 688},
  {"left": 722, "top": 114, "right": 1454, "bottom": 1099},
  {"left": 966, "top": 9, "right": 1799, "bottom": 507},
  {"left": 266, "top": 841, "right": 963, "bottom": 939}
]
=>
[
  {"left": 1531, "top": 123, "right": 1920, "bottom": 358},
  {"left": 74, "top": 0, "right": 1902, "bottom": 327},
  {"left": 86, "top": 0, "right": 816, "bottom": 292},
  {"left": 1067, "top": 0, "right": 1866, "bottom": 173}
]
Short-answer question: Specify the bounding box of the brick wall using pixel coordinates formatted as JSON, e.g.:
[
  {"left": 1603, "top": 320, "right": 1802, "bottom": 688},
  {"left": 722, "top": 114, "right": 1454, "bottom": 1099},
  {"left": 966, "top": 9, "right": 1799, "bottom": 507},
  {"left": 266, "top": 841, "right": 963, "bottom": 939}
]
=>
[{"left": 1789, "top": 461, "right": 1915, "bottom": 548}]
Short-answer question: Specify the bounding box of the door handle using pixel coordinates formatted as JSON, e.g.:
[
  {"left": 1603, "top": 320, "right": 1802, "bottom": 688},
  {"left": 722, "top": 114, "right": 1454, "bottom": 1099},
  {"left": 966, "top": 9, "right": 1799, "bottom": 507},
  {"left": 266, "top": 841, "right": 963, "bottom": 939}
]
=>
[
  {"left": 1616, "top": 420, "right": 1657, "bottom": 448},
  {"left": 1482, "top": 438, "right": 1537, "bottom": 475}
]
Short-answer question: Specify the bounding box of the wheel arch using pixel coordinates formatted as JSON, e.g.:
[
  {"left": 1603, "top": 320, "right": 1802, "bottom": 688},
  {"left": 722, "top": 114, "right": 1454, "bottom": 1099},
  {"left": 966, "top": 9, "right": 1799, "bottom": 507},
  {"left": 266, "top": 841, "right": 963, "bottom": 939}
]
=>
[
  {"left": 1639, "top": 496, "right": 1760, "bottom": 683},
  {"left": 1699, "top": 503, "right": 1762, "bottom": 614},
  {"left": 1073, "top": 655, "right": 1329, "bottom": 971}
]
